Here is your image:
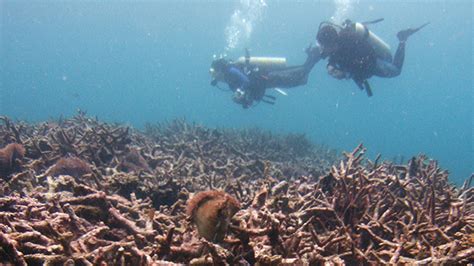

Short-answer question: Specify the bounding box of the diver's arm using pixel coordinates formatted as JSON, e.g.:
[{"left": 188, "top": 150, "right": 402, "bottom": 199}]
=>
[
  {"left": 327, "top": 61, "right": 349, "bottom": 80},
  {"left": 311, "top": 43, "right": 323, "bottom": 63},
  {"left": 328, "top": 65, "right": 346, "bottom": 79},
  {"left": 303, "top": 43, "right": 322, "bottom": 68},
  {"left": 227, "top": 66, "right": 254, "bottom": 108},
  {"left": 228, "top": 67, "right": 250, "bottom": 91}
]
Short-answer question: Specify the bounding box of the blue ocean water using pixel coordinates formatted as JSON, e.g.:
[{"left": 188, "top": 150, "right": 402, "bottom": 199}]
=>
[{"left": 1, "top": 1, "right": 472, "bottom": 184}]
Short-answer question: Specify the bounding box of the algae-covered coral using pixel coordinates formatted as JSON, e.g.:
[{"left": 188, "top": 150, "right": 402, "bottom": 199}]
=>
[{"left": 0, "top": 113, "right": 472, "bottom": 265}]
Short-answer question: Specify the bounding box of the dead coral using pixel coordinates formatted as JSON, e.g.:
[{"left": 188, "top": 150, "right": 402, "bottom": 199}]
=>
[
  {"left": 47, "top": 157, "right": 92, "bottom": 178},
  {"left": 0, "top": 113, "right": 472, "bottom": 265},
  {"left": 0, "top": 143, "right": 25, "bottom": 179},
  {"left": 187, "top": 190, "right": 241, "bottom": 242},
  {"left": 118, "top": 148, "right": 151, "bottom": 173}
]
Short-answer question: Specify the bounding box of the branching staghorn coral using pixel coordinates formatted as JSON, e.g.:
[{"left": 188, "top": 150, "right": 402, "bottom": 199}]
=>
[{"left": 0, "top": 113, "right": 471, "bottom": 265}]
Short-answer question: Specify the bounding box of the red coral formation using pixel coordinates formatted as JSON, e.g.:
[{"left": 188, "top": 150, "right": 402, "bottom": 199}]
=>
[
  {"left": 0, "top": 143, "right": 25, "bottom": 179},
  {"left": 187, "top": 190, "right": 241, "bottom": 242},
  {"left": 48, "top": 157, "right": 92, "bottom": 178}
]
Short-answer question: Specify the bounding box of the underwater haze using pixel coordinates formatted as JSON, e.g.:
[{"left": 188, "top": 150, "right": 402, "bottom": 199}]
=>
[{"left": 1, "top": 0, "right": 472, "bottom": 184}]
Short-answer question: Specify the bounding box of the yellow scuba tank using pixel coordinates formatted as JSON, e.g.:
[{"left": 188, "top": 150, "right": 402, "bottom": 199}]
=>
[
  {"left": 352, "top": 22, "right": 392, "bottom": 62},
  {"left": 235, "top": 56, "right": 287, "bottom": 71}
]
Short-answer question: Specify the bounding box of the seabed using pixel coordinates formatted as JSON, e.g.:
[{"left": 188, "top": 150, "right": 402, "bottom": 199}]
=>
[{"left": 0, "top": 112, "right": 472, "bottom": 265}]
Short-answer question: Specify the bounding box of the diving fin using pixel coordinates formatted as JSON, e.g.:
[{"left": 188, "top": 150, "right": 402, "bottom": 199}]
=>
[{"left": 397, "top": 22, "right": 430, "bottom": 42}]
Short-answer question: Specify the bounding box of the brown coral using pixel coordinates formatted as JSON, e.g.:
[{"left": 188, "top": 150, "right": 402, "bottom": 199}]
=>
[
  {"left": 118, "top": 148, "right": 151, "bottom": 173},
  {"left": 0, "top": 143, "right": 25, "bottom": 179},
  {"left": 0, "top": 114, "right": 472, "bottom": 265},
  {"left": 186, "top": 190, "right": 241, "bottom": 243},
  {"left": 48, "top": 157, "right": 92, "bottom": 178}
]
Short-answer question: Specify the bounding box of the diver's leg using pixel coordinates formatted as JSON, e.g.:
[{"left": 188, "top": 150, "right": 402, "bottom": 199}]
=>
[
  {"left": 392, "top": 41, "right": 406, "bottom": 74},
  {"left": 374, "top": 58, "right": 400, "bottom": 78},
  {"left": 383, "top": 22, "right": 429, "bottom": 77},
  {"left": 264, "top": 66, "right": 309, "bottom": 88},
  {"left": 258, "top": 45, "right": 322, "bottom": 89},
  {"left": 374, "top": 38, "right": 406, "bottom": 79},
  {"left": 303, "top": 44, "right": 322, "bottom": 71}
]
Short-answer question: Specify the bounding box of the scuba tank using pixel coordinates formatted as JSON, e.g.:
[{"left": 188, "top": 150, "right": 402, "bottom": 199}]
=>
[
  {"left": 344, "top": 19, "right": 393, "bottom": 62},
  {"left": 235, "top": 56, "right": 287, "bottom": 71},
  {"left": 235, "top": 48, "right": 287, "bottom": 71},
  {"left": 342, "top": 19, "right": 392, "bottom": 97}
]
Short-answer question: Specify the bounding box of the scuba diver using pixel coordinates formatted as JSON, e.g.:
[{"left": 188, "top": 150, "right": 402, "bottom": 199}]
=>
[
  {"left": 316, "top": 18, "right": 429, "bottom": 96},
  {"left": 210, "top": 46, "right": 321, "bottom": 108}
]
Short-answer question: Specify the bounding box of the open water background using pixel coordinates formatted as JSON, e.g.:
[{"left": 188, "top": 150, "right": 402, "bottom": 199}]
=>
[{"left": 1, "top": 0, "right": 472, "bottom": 184}]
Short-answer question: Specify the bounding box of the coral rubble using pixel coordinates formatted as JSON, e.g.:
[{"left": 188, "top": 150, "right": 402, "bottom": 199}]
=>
[{"left": 0, "top": 113, "right": 472, "bottom": 265}]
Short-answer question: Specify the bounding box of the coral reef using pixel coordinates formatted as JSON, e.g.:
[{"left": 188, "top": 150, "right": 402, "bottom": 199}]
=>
[
  {"left": 0, "top": 112, "right": 472, "bottom": 265},
  {"left": 118, "top": 147, "right": 151, "bottom": 173}
]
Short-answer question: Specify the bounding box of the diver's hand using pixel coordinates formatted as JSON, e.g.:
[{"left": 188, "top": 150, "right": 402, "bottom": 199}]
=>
[
  {"left": 328, "top": 65, "right": 346, "bottom": 80},
  {"left": 233, "top": 88, "right": 245, "bottom": 100},
  {"left": 233, "top": 88, "right": 252, "bottom": 108},
  {"left": 233, "top": 88, "right": 246, "bottom": 104}
]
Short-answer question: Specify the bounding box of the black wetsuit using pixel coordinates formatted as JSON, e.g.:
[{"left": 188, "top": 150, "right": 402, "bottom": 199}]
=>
[
  {"left": 327, "top": 28, "right": 407, "bottom": 82},
  {"left": 223, "top": 49, "right": 321, "bottom": 106},
  {"left": 374, "top": 42, "right": 406, "bottom": 78},
  {"left": 249, "top": 48, "right": 321, "bottom": 100},
  {"left": 328, "top": 29, "right": 377, "bottom": 83}
]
